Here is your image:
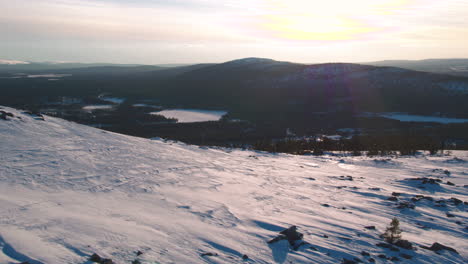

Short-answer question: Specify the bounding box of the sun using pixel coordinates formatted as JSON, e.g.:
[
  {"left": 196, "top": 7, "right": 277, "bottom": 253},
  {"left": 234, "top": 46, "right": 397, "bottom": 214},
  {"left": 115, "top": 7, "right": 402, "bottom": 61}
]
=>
[{"left": 259, "top": 0, "right": 414, "bottom": 41}]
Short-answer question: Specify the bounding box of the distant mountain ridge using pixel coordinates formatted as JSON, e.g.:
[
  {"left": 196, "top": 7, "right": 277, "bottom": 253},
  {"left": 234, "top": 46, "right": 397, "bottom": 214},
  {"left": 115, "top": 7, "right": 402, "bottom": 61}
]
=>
[
  {"left": 1, "top": 57, "right": 468, "bottom": 120},
  {"left": 365, "top": 58, "right": 468, "bottom": 77}
]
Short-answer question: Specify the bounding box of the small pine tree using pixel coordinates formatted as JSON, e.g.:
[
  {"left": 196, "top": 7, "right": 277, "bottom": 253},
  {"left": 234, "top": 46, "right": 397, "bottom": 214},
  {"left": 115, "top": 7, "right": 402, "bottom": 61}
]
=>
[{"left": 383, "top": 217, "right": 402, "bottom": 244}]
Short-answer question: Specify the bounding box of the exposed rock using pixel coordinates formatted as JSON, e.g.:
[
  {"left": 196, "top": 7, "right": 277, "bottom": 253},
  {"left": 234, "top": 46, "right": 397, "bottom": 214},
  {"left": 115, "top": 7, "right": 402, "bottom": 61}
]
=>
[
  {"left": 0, "top": 111, "right": 14, "bottom": 120},
  {"left": 131, "top": 260, "right": 142, "bottom": 264},
  {"left": 395, "top": 239, "right": 413, "bottom": 250},
  {"left": 321, "top": 204, "right": 331, "bottom": 207},
  {"left": 136, "top": 250, "right": 143, "bottom": 256},
  {"left": 267, "top": 234, "right": 287, "bottom": 244},
  {"left": 376, "top": 242, "right": 392, "bottom": 248},
  {"left": 411, "top": 195, "right": 433, "bottom": 202},
  {"left": 201, "top": 252, "right": 218, "bottom": 257},
  {"left": 422, "top": 178, "right": 441, "bottom": 184},
  {"left": 279, "top": 226, "right": 304, "bottom": 245},
  {"left": 377, "top": 254, "right": 387, "bottom": 259},
  {"left": 409, "top": 177, "right": 441, "bottom": 185},
  {"left": 89, "top": 253, "right": 102, "bottom": 263},
  {"left": 361, "top": 251, "right": 370, "bottom": 257},
  {"left": 242, "top": 254, "right": 249, "bottom": 260},
  {"left": 400, "top": 253, "right": 413, "bottom": 259},
  {"left": 392, "top": 192, "right": 402, "bottom": 196},
  {"left": 323, "top": 234, "right": 329, "bottom": 238},
  {"left": 447, "top": 181, "right": 455, "bottom": 186},
  {"left": 388, "top": 196, "right": 398, "bottom": 201},
  {"left": 368, "top": 258, "right": 375, "bottom": 263},
  {"left": 450, "top": 197, "right": 462, "bottom": 205},
  {"left": 293, "top": 241, "right": 310, "bottom": 251},
  {"left": 342, "top": 258, "right": 358, "bottom": 264},
  {"left": 446, "top": 213, "right": 455, "bottom": 218},
  {"left": 364, "top": 226, "right": 376, "bottom": 230},
  {"left": 100, "top": 259, "right": 114, "bottom": 264},
  {"left": 390, "top": 246, "right": 400, "bottom": 252},
  {"left": 309, "top": 246, "right": 318, "bottom": 251},
  {"left": 397, "top": 201, "right": 415, "bottom": 209},
  {"left": 339, "top": 176, "right": 354, "bottom": 181},
  {"left": 420, "top": 242, "right": 458, "bottom": 254},
  {"left": 268, "top": 226, "right": 306, "bottom": 251}
]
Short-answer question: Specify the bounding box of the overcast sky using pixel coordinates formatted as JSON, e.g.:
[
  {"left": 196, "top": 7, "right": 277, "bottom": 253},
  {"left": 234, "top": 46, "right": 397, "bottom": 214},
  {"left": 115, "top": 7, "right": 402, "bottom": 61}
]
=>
[{"left": 1, "top": 0, "right": 467, "bottom": 64}]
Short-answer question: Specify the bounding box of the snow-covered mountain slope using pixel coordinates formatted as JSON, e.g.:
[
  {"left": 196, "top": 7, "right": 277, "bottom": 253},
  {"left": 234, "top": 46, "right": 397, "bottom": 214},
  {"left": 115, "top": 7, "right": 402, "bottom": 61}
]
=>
[{"left": 0, "top": 106, "right": 467, "bottom": 264}]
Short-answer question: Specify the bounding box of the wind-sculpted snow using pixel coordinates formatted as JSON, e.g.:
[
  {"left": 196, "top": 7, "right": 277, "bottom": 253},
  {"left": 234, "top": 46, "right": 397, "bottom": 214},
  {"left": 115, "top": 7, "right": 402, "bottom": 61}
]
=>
[{"left": 0, "top": 106, "right": 467, "bottom": 264}]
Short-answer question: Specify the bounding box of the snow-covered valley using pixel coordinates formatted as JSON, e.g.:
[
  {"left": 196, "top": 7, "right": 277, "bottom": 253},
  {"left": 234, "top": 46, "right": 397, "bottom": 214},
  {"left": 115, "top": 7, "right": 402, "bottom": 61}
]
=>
[{"left": 0, "top": 106, "right": 467, "bottom": 264}]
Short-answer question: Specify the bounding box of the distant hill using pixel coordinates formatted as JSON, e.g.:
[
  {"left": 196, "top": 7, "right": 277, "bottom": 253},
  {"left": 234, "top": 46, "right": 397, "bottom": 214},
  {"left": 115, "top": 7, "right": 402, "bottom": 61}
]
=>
[
  {"left": 365, "top": 59, "right": 468, "bottom": 77},
  {"left": 1, "top": 58, "right": 468, "bottom": 121}
]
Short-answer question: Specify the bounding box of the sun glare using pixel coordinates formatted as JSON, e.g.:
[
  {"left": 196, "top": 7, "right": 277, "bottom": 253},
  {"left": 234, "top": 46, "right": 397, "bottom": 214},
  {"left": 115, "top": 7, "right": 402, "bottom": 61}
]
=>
[{"left": 260, "top": 0, "right": 414, "bottom": 41}]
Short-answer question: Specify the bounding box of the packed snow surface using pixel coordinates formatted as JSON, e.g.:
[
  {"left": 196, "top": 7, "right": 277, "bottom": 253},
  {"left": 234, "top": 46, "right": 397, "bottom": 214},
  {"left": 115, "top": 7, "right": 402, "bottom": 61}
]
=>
[
  {"left": 151, "top": 109, "right": 227, "bottom": 123},
  {"left": 0, "top": 106, "right": 467, "bottom": 264}
]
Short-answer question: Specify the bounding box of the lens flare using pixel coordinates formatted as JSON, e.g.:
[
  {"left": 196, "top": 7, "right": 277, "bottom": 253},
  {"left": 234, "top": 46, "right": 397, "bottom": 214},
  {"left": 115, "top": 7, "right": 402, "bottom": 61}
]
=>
[{"left": 259, "top": 0, "right": 415, "bottom": 41}]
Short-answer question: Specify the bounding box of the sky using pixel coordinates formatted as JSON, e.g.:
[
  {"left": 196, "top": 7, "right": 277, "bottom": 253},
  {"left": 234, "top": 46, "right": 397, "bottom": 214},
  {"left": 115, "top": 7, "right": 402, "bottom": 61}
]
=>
[{"left": 1, "top": 0, "right": 468, "bottom": 64}]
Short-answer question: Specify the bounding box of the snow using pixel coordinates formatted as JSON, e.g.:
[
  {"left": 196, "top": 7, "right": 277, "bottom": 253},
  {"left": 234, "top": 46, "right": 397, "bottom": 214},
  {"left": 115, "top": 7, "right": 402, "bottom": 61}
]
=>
[
  {"left": 26, "top": 74, "right": 71, "bottom": 78},
  {"left": 99, "top": 96, "right": 126, "bottom": 104},
  {"left": 151, "top": 109, "right": 227, "bottom": 123},
  {"left": 82, "top": 105, "right": 114, "bottom": 111},
  {"left": 0, "top": 59, "right": 30, "bottom": 65},
  {"left": 0, "top": 106, "right": 467, "bottom": 264},
  {"left": 381, "top": 113, "right": 468, "bottom": 124}
]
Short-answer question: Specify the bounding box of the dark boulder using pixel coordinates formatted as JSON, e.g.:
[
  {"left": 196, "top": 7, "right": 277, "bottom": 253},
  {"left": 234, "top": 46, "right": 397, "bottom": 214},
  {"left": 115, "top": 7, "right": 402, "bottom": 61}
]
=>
[
  {"left": 421, "top": 242, "right": 458, "bottom": 254},
  {"left": 267, "top": 234, "right": 287, "bottom": 244},
  {"left": 450, "top": 197, "right": 462, "bottom": 205},
  {"left": 0, "top": 111, "right": 14, "bottom": 120},
  {"left": 342, "top": 258, "right": 359, "bottom": 264},
  {"left": 387, "top": 196, "right": 398, "bottom": 201},
  {"left": 89, "top": 253, "right": 102, "bottom": 263},
  {"left": 364, "top": 226, "right": 376, "bottom": 230},
  {"left": 376, "top": 242, "right": 392, "bottom": 248},
  {"left": 395, "top": 239, "right": 413, "bottom": 250},
  {"left": 279, "top": 226, "right": 304, "bottom": 245},
  {"left": 397, "top": 201, "right": 415, "bottom": 209},
  {"left": 201, "top": 252, "right": 218, "bottom": 257}
]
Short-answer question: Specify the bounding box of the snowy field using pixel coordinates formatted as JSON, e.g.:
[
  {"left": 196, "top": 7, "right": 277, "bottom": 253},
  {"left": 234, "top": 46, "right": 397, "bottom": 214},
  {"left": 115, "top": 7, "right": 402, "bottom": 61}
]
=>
[
  {"left": 0, "top": 106, "right": 467, "bottom": 264},
  {"left": 151, "top": 109, "right": 227, "bottom": 123}
]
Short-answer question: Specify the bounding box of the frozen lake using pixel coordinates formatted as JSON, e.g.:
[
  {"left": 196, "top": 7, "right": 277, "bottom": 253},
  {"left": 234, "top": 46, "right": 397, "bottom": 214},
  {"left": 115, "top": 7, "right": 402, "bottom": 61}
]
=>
[
  {"left": 82, "top": 105, "right": 114, "bottom": 111},
  {"left": 381, "top": 113, "right": 468, "bottom": 124},
  {"left": 151, "top": 109, "right": 227, "bottom": 123}
]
